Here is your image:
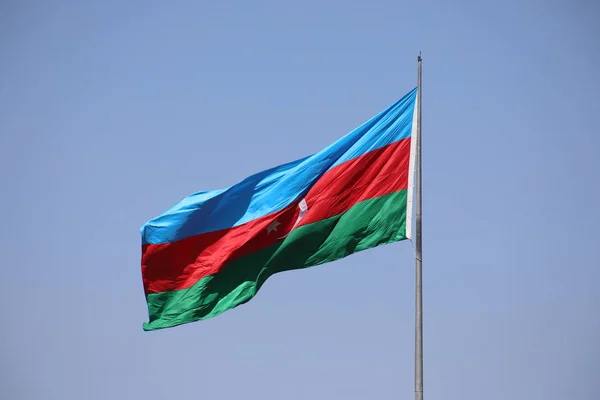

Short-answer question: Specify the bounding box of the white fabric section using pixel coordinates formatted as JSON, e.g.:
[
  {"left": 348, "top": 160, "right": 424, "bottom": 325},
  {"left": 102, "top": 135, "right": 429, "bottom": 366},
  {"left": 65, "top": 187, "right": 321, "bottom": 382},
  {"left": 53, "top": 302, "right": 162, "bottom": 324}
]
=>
[{"left": 406, "top": 91, "right": 419, "bottom": 240}]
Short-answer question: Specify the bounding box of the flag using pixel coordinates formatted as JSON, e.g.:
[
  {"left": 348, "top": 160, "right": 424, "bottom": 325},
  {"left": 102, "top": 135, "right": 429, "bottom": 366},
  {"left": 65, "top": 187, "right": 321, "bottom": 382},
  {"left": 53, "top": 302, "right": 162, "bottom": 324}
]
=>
[{"left": 141, "top": 87, "right": 418, "bottom": 331}]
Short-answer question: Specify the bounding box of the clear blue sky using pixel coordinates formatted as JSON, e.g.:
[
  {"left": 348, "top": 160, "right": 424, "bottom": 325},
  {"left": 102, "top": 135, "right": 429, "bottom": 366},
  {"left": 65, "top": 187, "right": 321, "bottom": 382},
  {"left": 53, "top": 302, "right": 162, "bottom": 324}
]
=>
[{"left": 1, "top": 1, "right": 599, "bottom": 399}]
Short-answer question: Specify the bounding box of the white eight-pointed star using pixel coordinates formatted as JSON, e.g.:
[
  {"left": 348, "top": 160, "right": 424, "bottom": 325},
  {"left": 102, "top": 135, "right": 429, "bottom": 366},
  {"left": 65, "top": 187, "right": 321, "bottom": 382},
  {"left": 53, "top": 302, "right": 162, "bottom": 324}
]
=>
[{"left": 266, "top": 220, "right": 281, "bottom": 234}]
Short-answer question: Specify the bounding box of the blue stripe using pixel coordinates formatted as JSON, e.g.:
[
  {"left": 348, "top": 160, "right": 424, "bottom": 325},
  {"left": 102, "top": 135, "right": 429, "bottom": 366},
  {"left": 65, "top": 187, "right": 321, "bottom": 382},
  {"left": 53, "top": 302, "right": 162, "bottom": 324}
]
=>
[{"left": 141, "top": 88, "right": 417, "bottom": 244}]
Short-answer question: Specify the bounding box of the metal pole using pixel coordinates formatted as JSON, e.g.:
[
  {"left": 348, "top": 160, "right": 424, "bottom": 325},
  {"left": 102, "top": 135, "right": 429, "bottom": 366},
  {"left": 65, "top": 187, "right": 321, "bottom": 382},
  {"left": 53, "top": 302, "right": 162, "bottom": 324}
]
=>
[{"left": 414, "top": 53, "right": 423, "bottom": 400}]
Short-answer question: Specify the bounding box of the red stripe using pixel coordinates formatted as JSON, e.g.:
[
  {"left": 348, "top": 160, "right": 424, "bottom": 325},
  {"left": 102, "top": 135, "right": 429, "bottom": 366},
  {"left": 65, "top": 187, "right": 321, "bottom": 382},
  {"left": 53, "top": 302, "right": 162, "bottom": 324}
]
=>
[{"left": 142, "top": 138, "right": 411, "bottom": 294}]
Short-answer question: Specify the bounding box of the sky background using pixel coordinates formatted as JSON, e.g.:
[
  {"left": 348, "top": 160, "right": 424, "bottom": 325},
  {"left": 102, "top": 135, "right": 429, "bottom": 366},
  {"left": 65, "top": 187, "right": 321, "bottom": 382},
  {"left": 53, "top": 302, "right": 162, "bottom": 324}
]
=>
[{"left": 1, "top": 1, "right": 599, "bottom": 399}]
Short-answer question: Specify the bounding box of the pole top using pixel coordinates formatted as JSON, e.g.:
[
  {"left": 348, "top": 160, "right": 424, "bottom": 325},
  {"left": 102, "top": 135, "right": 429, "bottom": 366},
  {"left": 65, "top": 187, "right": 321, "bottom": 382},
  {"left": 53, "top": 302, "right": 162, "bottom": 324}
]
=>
[{"left": 417, "top": 51, "right": 422, "bottom": 62}]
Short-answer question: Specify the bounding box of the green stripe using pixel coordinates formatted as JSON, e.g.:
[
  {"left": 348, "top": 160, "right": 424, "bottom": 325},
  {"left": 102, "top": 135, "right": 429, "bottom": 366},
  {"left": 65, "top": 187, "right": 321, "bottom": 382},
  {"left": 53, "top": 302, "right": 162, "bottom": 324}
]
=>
[{"left": 144, "top": 190, "right": 408, "bottom": 331}]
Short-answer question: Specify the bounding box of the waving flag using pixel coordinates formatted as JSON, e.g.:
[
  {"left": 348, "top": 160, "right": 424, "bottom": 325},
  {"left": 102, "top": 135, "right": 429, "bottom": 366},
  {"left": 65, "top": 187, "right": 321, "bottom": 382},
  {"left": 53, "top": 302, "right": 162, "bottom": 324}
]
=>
[{"left": 141, "top": 87, "right": 418, "bottom": 331}]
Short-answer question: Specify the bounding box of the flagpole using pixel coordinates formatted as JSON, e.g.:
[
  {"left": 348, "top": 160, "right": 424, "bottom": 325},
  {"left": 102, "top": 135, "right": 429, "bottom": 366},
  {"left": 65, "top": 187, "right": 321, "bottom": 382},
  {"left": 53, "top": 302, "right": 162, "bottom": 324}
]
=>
[{"left": 414, "top": 53, "right": 423, "bottom": 400}]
